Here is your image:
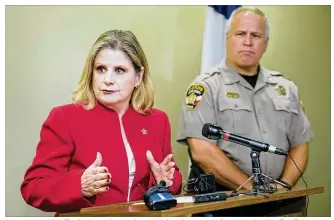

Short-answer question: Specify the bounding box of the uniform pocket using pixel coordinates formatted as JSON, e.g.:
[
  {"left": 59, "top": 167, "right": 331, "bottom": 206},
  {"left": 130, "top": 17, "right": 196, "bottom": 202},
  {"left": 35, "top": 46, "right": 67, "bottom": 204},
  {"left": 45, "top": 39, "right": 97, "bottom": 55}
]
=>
[
  {"left": 272, "top": 98, "right": 299, "bottom": 133},
  {"left": 272, "top": 98, "right": 299, "bottom": 114},
  {"left": 218, "top": 96, "right": 252, "bottom": 135}
]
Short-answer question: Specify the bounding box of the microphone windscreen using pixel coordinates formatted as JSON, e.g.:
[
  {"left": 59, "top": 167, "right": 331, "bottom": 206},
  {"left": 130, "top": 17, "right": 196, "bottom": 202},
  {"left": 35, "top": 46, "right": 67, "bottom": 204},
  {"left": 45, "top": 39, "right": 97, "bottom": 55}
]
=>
[
  {"left": 159, "top": 180, "right": 166, "bottom": 187},
  {"left": 202, "top": 123, "right": 211, "bottom": 138}
]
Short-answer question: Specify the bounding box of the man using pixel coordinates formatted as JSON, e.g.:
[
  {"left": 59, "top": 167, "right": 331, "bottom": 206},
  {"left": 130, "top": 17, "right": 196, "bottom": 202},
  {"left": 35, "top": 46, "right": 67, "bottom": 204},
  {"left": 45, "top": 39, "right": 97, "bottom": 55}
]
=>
[{"left": 177, "top": 6, "right": 312, "bottom": 194}]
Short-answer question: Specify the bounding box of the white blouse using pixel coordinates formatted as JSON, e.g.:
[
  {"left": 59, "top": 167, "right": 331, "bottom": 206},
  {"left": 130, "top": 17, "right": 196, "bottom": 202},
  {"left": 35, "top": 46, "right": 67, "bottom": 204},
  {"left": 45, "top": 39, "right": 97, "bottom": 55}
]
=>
[
  {"left": 120, "top": 119, "right": 136, "bottom": 202},
  {"left": 124, "top": 142, "right": 135, "bottom": 202}
]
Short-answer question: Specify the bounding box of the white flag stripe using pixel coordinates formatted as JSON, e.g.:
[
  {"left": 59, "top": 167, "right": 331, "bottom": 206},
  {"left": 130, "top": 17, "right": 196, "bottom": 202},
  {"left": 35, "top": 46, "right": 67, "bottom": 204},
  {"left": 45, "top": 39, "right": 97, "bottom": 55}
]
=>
[{"left": 200, "top": 5, "right": 240, "bottom": 74}]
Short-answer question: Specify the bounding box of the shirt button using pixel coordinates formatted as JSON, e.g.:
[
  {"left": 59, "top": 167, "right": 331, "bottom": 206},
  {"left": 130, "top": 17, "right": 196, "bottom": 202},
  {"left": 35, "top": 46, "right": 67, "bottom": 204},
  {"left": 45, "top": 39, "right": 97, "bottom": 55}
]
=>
[
  {"left": 234, "top": 104, "right": 238, "bottom": 108},
  {"left": 263, "top": 129, "right": 267, "bottom": 134}
]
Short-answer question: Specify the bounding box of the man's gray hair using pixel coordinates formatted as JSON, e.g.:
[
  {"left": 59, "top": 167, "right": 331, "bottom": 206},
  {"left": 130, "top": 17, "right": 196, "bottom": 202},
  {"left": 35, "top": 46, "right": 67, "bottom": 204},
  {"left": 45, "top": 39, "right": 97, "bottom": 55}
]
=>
[{"left": 226, "top": 6, "right": 270, "bottom": 38}]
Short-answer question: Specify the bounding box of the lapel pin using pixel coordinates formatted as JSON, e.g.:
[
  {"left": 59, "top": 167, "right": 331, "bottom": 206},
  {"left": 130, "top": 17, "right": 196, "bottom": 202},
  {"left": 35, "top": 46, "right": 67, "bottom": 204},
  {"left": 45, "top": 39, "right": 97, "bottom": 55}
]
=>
[{"left": 141, "top": 128, "right": 147, "bottom": 135}]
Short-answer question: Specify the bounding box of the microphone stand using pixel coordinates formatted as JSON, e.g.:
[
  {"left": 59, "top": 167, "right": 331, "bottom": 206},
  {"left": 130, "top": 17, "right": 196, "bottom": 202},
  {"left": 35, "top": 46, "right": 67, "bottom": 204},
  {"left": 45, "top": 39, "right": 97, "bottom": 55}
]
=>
[{"left": 232, "top": 150, "right": 289, "bottom": 198}]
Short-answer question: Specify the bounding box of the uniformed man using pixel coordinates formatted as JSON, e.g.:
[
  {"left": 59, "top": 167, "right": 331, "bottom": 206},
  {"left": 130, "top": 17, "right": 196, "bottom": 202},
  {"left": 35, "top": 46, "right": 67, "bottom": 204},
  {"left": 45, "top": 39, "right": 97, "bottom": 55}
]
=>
[{"left": 177, "top": 6, "right": 313, "bottom": 194}]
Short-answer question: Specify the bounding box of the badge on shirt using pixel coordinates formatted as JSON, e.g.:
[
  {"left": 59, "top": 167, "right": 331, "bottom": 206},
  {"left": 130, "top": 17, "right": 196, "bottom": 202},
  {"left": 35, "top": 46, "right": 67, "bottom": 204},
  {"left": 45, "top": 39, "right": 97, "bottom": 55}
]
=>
[
  {"left": 275, "top": 84, "right": 286, "bottom": 96},
  {"left": 186, "top": 84, "right": 206, "bottom": 109}
]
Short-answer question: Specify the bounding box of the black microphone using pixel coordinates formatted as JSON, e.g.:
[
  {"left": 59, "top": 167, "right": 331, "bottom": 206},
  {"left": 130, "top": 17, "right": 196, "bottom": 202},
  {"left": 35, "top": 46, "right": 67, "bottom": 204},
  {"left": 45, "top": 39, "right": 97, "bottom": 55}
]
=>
[{"left": 202, "top": 123, "right": 288, "bottom": 156}]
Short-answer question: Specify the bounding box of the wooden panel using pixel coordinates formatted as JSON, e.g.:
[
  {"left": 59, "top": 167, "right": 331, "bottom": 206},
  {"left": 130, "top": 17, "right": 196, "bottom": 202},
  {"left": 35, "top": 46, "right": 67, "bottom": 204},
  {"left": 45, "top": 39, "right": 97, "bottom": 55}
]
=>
[{"left": 59, "top": 186, "right": 324, "bottom": 217}]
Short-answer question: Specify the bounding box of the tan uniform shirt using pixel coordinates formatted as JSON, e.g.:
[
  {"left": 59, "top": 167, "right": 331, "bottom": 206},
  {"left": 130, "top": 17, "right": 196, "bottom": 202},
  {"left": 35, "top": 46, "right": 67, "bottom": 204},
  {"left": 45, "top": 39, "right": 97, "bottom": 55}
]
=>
[{"left": 177, "top": 59, "right": 313, "bottom": 179}]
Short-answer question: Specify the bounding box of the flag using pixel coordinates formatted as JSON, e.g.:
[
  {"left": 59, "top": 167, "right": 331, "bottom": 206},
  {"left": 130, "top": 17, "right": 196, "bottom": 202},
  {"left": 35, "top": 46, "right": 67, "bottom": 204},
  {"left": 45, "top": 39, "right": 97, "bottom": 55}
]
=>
[{"left": 200, "top": 5, "right": 241, "bottom": 74}]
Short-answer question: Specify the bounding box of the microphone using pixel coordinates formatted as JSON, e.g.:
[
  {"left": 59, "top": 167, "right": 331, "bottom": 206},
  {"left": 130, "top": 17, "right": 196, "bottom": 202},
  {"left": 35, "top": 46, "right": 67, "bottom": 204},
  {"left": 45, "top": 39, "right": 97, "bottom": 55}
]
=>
[{"left": 202, "top": 123, "right": 288, "bottom": 156}]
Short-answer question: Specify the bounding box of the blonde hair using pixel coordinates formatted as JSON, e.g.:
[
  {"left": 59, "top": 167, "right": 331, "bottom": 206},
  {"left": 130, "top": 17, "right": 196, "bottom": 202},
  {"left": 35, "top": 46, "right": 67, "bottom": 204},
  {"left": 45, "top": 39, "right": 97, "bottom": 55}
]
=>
[
  {"left": 72, "top": 30, "right": 154, "bottom": 114},
  {"left": 226, "top": 6, "right": 269, "bottom": 38}
]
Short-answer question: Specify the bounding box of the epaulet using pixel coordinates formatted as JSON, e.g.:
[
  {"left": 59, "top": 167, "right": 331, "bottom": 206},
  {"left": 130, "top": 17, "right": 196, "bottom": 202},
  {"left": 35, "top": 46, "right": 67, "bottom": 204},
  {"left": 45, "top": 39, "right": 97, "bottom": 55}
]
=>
[
  {"left": 269, "top": 71, "right": 283, "bottom": 77},
  {"left": 199, "top": 66, "right": 221, "bottom": 81},
  {"left": 270, "top": 70, "right": 293, "bottom": 81}
]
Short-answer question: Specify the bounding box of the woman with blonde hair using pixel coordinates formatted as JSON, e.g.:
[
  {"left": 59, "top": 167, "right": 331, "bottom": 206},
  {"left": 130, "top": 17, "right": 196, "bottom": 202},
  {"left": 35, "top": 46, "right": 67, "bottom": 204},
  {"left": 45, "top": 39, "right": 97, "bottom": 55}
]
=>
[{"left": 21, "top": 29, "right": 182, "bottom": 213}]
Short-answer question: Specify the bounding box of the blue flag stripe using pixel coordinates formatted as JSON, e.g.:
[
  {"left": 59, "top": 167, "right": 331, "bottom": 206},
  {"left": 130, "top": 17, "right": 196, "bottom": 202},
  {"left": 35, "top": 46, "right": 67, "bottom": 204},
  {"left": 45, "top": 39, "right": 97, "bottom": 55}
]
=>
[{"left": 209, "top": 5, "right": 241, "bottom": 19}]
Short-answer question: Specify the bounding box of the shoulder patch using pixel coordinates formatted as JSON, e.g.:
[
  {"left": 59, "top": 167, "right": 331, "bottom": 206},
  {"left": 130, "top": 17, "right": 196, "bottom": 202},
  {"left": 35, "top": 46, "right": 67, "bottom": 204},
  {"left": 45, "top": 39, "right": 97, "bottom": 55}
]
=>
[
  {"left": 186, "top": 84, "right": 206, "bottom": 110},
  {"left": 300, "top": 100, "right": 305, "bottom": 113}
]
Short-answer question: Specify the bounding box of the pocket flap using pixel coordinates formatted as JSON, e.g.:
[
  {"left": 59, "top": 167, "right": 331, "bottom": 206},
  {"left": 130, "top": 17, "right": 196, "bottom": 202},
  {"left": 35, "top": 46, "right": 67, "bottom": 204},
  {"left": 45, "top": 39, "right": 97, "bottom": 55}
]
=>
[
  {"left": 273, "top": 98, "right": 299, "bottom": 114},
  {"left": 218, "top": 96, "right": 251, "bottom": 112}
]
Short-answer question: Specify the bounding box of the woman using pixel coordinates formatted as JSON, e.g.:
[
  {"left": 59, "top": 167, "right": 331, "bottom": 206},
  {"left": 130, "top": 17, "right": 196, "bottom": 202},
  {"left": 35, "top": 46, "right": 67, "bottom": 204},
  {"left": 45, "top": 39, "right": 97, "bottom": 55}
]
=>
[{"left": 20, "top": 29, "right": 182, "bottom": 213}]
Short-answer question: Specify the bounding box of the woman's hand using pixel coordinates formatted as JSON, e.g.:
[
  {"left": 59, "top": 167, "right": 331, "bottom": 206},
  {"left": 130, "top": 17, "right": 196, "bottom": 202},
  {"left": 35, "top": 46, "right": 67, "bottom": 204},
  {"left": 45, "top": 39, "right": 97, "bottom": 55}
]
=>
[
  {"left": 146, "top": 150, "right": 175, "bottom": 187},
  {"left": 81, "top": 152, "right": 111, "bottom": 198}
]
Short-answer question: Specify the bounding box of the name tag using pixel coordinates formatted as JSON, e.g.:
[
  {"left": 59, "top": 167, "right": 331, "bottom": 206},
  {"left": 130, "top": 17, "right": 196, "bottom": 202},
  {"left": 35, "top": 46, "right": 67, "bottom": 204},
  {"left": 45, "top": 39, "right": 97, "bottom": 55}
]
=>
[{"left": 225, "top": 92, "right": 240, "bottom": 99}]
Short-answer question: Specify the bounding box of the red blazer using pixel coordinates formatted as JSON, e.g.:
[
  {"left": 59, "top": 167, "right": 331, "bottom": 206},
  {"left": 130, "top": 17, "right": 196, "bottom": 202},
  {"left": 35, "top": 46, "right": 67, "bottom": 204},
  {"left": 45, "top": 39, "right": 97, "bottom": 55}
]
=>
[{"left": 21, "top": 103, "right": 182, "bottom": 213}]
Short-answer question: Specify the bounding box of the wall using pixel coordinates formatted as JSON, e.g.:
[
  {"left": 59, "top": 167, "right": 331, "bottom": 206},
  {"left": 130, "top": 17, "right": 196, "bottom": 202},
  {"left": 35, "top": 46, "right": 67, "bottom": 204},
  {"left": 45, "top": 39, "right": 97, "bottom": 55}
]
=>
[
  {"left": 5, "top": 5, "right": 330, "bottom": 216},
  {"left": 257, "top": 6, "right": 331, "bottom": 217}
]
